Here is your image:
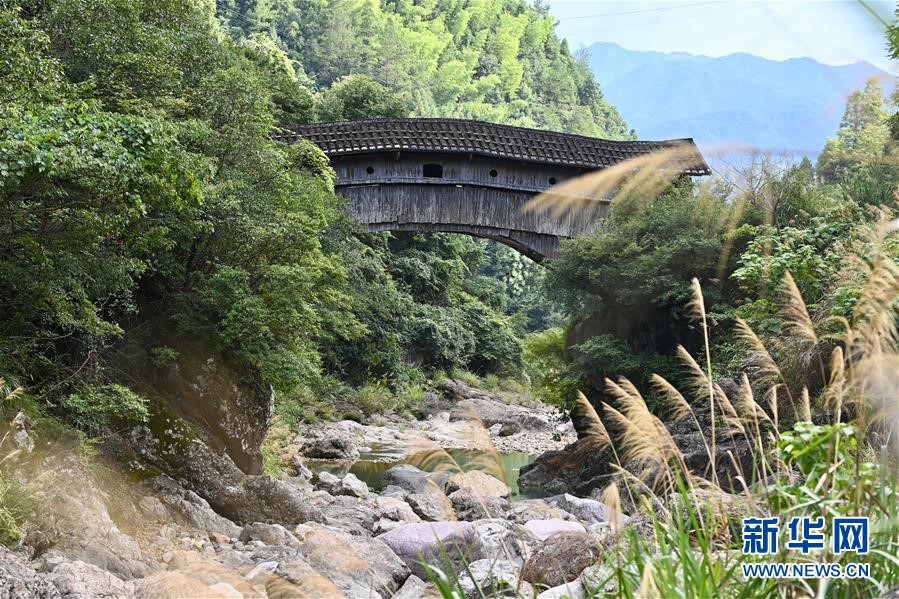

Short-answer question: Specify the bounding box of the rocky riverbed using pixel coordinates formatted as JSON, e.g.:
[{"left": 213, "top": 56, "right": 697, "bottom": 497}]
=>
[
  {"left": 295, "top": 378, "right": 576, "bottom": 464},
  {"left": 0, "top": 377, "right": 760, "bottom": 598},
  {"left": 0, "top": 382, "right": 616, "bottom": 599}
]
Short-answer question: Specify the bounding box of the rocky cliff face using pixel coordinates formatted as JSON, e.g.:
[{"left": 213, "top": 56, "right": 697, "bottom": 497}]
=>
[{"left": 118, "top": 320, "right": 273, "bottom": 474}]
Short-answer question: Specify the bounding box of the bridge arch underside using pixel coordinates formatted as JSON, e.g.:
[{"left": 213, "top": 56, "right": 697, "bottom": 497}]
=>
[{"left": 341, "top": 183, "right": 607, "bottom": 262}]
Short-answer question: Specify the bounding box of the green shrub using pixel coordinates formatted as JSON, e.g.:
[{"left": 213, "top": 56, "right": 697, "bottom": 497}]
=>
[
  {"left": 61, "top": 384, "right": 149, "bottom": 433},
  {"left": 353, "top": 380, "right": 394, "bottom": 416}
]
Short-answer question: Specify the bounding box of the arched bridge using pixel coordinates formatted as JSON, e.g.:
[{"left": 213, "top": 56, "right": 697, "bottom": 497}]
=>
[{"left": 277, "top": 118, "right": 709, "bottom": 261}]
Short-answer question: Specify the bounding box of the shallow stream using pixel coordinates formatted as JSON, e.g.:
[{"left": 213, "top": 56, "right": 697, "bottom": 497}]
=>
[{"left": 306, "top": 444, "right": 536, "bottom": 498}]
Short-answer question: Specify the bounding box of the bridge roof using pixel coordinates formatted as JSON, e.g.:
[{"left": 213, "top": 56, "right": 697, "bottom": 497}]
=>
[{"left": 278, "top": 118, "right": 710, "bottom": 176}]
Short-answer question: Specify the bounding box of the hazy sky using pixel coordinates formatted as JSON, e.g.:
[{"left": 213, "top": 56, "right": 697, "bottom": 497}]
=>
[{"left": 548, "top": 1, "right": 897, "bottom": 72}]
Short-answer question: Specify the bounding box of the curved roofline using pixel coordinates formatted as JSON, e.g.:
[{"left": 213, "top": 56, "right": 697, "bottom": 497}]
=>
[{"left": 276, "top": 117, "right": 710, "bottom": 176}]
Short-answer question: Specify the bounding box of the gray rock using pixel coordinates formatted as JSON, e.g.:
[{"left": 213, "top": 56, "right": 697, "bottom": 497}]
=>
[
  {"left": 578, "top": 562, "right": 618, "bottom": 596},
  {"left": 498, "top": 421, "right": 521, "bottom": 436},
  {"left": 549, "top": 494, "right": 628, "bottom": 527},
  {"left": 449, "top": 488, "right": 509, "bottom": 521},
  {"left": 315, "top": 471, "right": 341, "bottom": 494},
  {"left": 521, "top": 531, "right": 603, "bottom": 588},
  {"left": 382, "top": 464, "right": 433, "bottom": 493},
  {"left": 302, "top": 434, "right": 359, "bottom": 461},
  {"left": 336, "top": 473, "right": 370, "bottom": 498},
  {"left": 30, "top": 455, "right": 152, "bottom": 578},
  {"left": 313, "top": 493, "right": 378, "bottom": 535},
  {"left": 505, "top": 500, "right": 571, "bottom": 524},
  {"left": 12, "top": 412, "right": 34, "bottom": 453},
  {"left": 48, "top": 561, "right": 127, "bottom": 598},
  {"left": 136, "top": 496, "right": 168, "bottom": 521},
  {"left": 373, "top": 496, "right": 420, "bottom": 523},
  {"left": 445, "top": 471, "right": 510, "bottom": 498},
  {"left": 392, "top": 574, "right": 430, "bottom": 599},
  {"left": 522, "top": 519, "right": 585, "bottom": 541},
  {"left": 132, "top": 431, "right": 324, "bottom": 527},
  {"left": 119, "top": 333, "right": 274, "bottom": 474},
  {"left": 471, "top": 519, "right": 539, "bottom": 565},
  {"left": 407, "top": 491, "right": 455, "bottom": 522},
  {"left": 293, "top": 522, "right": 410, "bottom": 598},
  {"left": 148, "top": 476, "right": 241, "bottom": 538},
  {"left": 378, "top": 521, "right": 485, "bottom": 579},
  {"left": 538, "top": 580, "right": 587, "bottom": 599},
  {"left": 268, "top": 558, "right": 345, "bottom": 597},
  {"left": 238, "top": 523, "right": 300, "bottom": 548},
  {"left": 458, "top": 559, "right": 532, "bottom": 599},
  {"left": 380, "top": 485, "right": 409, "bottom": 500},
  {"left": 0, "top": 546, "right": 60, "bottom": 598}
]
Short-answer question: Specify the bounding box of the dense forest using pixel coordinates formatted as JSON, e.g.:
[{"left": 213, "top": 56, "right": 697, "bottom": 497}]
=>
[{"left": 1, "top": 0, "right": 630, "bottom": 426}]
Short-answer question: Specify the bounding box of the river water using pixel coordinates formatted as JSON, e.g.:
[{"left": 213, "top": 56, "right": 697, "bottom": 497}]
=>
[{"left": 307, "top": 445, "right": 536, "bottom": 498}]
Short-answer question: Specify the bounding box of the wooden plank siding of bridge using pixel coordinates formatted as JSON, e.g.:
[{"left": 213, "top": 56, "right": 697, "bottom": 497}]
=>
[{"left": 276, "top": 118, "right": 710, "bottom": 261}]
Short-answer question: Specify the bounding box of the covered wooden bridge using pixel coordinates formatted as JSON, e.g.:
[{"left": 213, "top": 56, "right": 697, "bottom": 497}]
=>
[{"left": 277, "top": 118, "right": 709, "bottom": 261}]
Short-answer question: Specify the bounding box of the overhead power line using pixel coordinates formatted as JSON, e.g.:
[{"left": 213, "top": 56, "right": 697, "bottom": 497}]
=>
[{"left": 557, "top": 1, "right": 719, "bottom": 21}]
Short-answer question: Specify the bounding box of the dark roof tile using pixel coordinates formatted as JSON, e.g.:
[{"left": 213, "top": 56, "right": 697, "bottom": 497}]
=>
[{"left": 276, "top": 118, "right": 710, "bottom": 175}]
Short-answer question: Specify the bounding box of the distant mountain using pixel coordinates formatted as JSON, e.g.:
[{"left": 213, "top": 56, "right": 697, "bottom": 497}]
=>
[{"left": 586, "top": 42, "right": 893, "bottom": 159}]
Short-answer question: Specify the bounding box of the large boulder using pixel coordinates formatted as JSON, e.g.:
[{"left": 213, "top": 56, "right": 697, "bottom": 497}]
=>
[
  {"left": 310, "top": 493, "right": 378, "bottom": 535},
  {"left": 521, "top": 531, "right": 604, "bottom": 588},
  {"left": 147, "top": 476, "right": 241, "bottom": 538},
  {"left": 292, "top": 522, "right": 410, "bottom": 598},
  {"left": 131, "top": 429, "right": 323, "bottom": 527},
  {"left": 118, "top": 330, "right": 273, "bottom": 474},
  {"left": 518, "top": 437, "right": 614, "bottom": 497},
  {"left": 378, "top": 522, "right": 485, "bottom": 580},
  {"left": 28, "top": 454, "right": 153, "bottom": 579},
  {"left": 48, "top": 561, "right": 128, "bottom": 598},
  {"left": 521, "top": 391, "right": 755, "bottom": 497},
  {"left": 407, "top": 491, "right": 455, "bottom": 522},
  {"left": 301, "top": 434, "right": 359, "bottom": 461},
  {"left": 446, "top": 471, "right": 510, "bottom": 498},
  {"left": 382, "top": 465, "right": 437, "bottom": 494}
]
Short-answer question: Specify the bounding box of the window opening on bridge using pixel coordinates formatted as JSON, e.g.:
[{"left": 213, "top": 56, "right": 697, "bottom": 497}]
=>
[
  {"left": 489, "top": 169, "right": 498, "bottom": 177},
  {"left": 366, "top": 166, "right": 374, "bottom": 174},
  {"left": 548, "top": 177, "right": 557, "bottom": 185},
  {"left": 422, "top": 163, "right": 443, "bottom": 178}
]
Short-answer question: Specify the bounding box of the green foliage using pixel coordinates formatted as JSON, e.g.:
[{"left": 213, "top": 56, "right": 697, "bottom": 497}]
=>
[
  {"left": 523, "top": 327, "right": 581, "bottom": 410},
  {"left": 0, "top": 473, "right": 28, "bottom": 547},
  {"left": 769, "top": 422, "right": 880, "bottom": 514},
  {"left": 261, "top": 444, "right": 288, "bottom": 480},
  {"left": 544, "top": 183, "right": 745, "bottom": 403},
  {"left": 315, "top": 74, "right": 408, "bottom": 121},
  {"left": 221, "top": 0, "right": 631, "bottom": 138},
  {"left": 817, "top": 79, "right": 891, "bottom": 184},
  {"left": 61, "top": 384, "right": 150, "bottom": 433}
]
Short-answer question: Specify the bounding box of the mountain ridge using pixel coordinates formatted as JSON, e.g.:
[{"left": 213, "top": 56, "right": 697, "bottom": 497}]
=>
[{"left": 586, "top": 41, "right": 892, "bottom": 156}]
